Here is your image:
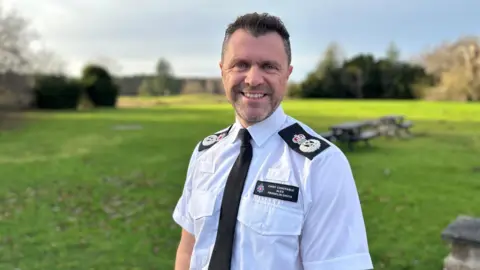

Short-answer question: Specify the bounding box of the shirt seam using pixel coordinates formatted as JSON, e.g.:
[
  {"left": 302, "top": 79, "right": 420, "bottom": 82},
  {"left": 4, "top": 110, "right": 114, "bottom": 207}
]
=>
[
  {"left": 302, "top": 252, "right": 371, "bottom": 265},
  {"left": 172, "top": 211, "right": 194, "bottom": 235}
]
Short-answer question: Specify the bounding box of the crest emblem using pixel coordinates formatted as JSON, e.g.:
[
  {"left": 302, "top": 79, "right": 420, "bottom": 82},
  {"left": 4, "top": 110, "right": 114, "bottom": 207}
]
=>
[
  {"left": 292, "top": 134, "right": 306, "bottom": 144},
  {"left": 202, "top": 135, "right": 218, "bottom": 146},
  {"left": 198, "top": 125, "right": 233, "bottom": 152},
  {"left": 299, "top": 139, "right": 321, "bottom": 152},
  {"left": 292, "top": 134, "right": 321, "bottom": 152},
  {"left": 278, "top": 123, "right": 330, "bottom": 160},
  {"left": 256, "top": 183, "right": 265, "bottom": 193}
]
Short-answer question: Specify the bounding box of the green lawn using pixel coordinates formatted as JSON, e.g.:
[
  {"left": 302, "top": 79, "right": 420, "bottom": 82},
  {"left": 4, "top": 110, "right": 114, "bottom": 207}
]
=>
[{"left": 0, "top": 98, "right": 479, "bottom": 269}]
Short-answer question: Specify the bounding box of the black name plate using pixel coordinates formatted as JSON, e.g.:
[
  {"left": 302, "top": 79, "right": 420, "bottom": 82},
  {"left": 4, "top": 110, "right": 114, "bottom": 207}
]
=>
[{"left": 254, "top": 181, "right": 299, "bottom": 203}]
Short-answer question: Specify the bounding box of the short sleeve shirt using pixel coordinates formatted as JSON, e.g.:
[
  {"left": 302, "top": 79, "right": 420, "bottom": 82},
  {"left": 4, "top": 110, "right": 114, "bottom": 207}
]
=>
[{"left": 172, "top": 106, "right": 373, "bottom": 270}]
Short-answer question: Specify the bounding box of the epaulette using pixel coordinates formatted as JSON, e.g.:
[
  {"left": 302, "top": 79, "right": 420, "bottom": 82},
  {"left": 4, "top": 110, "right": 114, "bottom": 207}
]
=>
[
  {"left": 198, "top": 125, "right": 233, "bottom": 151},
  {"left": 278, "top": 123, "right": 330, "bottom": 160}
]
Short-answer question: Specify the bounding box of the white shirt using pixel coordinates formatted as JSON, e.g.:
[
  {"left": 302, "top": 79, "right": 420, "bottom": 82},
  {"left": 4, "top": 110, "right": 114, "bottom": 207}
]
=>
[{"left": 172, "top": 105, "right": 373, "bottom": 270}]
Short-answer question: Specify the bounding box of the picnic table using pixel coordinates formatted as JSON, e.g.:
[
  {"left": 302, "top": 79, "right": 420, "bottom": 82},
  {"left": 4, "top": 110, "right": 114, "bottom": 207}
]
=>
[
  {"left": 329, "top": 120, "right": 379, "bottom": 150},
  {"left": 317, "top": 114, "right": 415, "bottom": 151},
  {"left": 378, "top": 115, "right": 413, "bottom": 137}
]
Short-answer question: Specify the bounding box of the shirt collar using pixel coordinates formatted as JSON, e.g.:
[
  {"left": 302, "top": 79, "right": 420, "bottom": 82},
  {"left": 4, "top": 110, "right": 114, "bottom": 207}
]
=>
[{"left": 228, "top": 105, "right": 287, "bottom": 147}]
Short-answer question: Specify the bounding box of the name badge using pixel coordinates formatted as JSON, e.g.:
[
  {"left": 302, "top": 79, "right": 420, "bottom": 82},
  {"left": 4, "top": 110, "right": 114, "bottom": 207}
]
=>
[{"left": 253, "top": 181, "right": 299, "bottom": 203}]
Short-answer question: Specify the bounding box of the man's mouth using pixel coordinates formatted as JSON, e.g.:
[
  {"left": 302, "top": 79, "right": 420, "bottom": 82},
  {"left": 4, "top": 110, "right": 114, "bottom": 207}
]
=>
[{"left": 241, "top": 92, "right": 267, "bottom": 99}]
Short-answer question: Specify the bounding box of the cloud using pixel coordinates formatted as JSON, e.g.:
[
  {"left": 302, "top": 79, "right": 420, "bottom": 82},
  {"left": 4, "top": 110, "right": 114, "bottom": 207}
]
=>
[{"left": 4, "top": 0, "right": 480, "bottom": 81}]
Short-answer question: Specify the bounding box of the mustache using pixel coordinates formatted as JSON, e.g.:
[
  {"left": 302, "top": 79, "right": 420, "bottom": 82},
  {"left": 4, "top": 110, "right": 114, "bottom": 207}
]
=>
[{"left": 232, "top": 84, "right": 272, "bottom": 94}]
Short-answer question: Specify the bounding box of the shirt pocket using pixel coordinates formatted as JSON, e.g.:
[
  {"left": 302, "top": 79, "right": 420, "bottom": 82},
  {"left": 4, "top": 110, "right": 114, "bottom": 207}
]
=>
[
  {"left": 188, "top": 189, "right": 217, "bottom": 219},
  {"left": 237, "top": 196, "right": 303, "bottom": 236},
  {"left": 188, "top": 189, "right": 221, "bottom": 238},
  {"left": 191, "top": 160, "right": 216, "bottom": 190},
  {"left": 188, "top": 189, "right": 220, "bottom": 269}
]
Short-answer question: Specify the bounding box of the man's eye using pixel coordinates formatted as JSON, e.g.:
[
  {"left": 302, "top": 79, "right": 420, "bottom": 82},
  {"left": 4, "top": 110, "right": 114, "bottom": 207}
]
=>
[
  {"left": 263, "top": 64, "right": 276, "bottom": 70},
  {"left": 235, "top": 62, "right": 249, "bottom": 69}
]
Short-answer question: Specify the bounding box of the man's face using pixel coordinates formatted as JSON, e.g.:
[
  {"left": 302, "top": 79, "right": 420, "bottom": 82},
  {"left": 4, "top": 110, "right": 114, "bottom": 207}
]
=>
[{"left": 220, "top": 29, "right": 293, "bottom": 126}]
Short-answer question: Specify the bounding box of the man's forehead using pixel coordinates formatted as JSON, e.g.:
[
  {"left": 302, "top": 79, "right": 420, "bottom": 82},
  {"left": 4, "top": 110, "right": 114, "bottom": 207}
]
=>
[
  {"left": 227, "top": 29, "right": 284, "bottom": 47},
  {"left": 225, "top": 29, "right": 287, "bottom": 62}
]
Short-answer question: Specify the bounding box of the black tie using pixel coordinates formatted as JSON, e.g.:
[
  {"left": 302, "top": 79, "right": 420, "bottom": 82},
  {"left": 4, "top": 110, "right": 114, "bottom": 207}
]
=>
[{"left": 208, "top": 128, "right": 253, "bottom": 270}]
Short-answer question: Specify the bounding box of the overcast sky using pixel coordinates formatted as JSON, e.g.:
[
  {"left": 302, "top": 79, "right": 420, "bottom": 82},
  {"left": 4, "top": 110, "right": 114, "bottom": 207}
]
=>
[{"left": 4, "top": 0, "right": 480, "bottom": 82}]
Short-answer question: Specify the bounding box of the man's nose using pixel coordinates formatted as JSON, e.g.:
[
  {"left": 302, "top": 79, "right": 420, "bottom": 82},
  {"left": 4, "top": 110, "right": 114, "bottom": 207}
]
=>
[{"left": 244, "top": 66, "right": 264, "bottom": 87}]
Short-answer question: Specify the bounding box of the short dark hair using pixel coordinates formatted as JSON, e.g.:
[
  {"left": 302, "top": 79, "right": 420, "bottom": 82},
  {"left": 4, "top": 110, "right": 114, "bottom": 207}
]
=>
[{"left": 221, "top": 12, "right": 292, "bottom": 65}]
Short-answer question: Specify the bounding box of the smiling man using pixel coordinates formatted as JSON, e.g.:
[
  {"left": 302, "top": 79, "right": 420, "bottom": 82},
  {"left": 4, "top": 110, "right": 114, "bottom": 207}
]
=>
[
  {"left": 173, "top": 12, "right": 373, "bottom": 270},
  {"left": 220, "top": 23, "right": 289, "bottom": 126}
]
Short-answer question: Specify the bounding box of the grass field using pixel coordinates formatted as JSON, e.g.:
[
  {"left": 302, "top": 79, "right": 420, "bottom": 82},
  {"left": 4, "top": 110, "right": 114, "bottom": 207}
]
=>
[{"left": 1, "top": 95, "right": 479, "bottom": 269}]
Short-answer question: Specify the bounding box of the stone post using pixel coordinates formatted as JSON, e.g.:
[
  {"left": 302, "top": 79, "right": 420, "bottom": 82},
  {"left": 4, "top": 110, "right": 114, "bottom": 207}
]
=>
[{"left": 441, "top": 215, "right": 480, "bottom": 270}]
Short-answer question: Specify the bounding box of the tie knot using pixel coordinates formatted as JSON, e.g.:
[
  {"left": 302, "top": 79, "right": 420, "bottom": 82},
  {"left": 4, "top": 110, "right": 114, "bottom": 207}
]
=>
[{"left": 238, "top": 128, "right": 251, "bottom": 146}]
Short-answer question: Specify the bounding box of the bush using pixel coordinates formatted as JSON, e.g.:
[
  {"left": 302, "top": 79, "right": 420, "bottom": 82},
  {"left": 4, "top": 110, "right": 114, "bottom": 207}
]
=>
[
  {"left": 33, "top": 75, "right": 82, "bottom": 109},
  {"left": 81, "top": 65, "right": 119, "bottom": 107}
]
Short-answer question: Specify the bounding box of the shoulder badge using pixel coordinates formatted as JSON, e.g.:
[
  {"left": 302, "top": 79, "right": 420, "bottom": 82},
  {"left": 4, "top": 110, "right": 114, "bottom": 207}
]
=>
[
  {"left": 198, "top": 125, "right": 233, "bottom": 151},
  {"left": 278, "top": 123, "right": 330, "bottom": 160}
]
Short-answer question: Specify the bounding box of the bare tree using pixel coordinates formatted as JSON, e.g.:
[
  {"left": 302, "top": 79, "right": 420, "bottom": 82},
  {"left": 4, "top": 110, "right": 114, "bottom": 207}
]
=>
[
  {"left": 26, "top": 45, "right": 68, "bottom": 75},
  {"left": 0, "top": 2, "right": 68, "bottom": 112},
  {"left": 419, "top": 36, "right": 480, "bottom": 101},
  {"left": 0, "top": 2, "right": 38, "bottom": 73}
]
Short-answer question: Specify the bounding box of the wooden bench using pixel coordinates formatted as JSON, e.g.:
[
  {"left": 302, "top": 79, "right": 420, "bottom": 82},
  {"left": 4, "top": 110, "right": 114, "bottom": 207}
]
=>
[
  {"left": 329, "top": 120, "right": 380, "bottom": 151},
  {"left": 397, "top": 120, "right": 413, "bottom": 136},
  {"left": 357, "top": 130, "right": 379, "bottom": 146},
  {"left": 378, "top": 115, "right": 414, "bottom": 138}
]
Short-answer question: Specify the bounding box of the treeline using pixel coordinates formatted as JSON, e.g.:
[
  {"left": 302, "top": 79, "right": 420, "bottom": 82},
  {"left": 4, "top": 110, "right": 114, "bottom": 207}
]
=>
[
  {"left": 132, "top": 52, "right": 431, "bottom": 100},
  {"left": 289, "top": 39, "right": 480, "bottom": 101},
  {"left": 130, "top": 37, "right": 480, "bottom": 102},
  {"left": 2, "top": 1, "right": 480, "bottom": 109},
  {"left": 32, "top": 64, "right": 118, "bottom": 109},
  {"left": 288, "top": 45, "right": 432, "bottom": 99}
]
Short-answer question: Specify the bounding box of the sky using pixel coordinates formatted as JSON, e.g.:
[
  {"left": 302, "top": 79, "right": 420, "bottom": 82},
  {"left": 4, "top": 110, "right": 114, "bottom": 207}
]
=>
[{"left": 4, "top": 0, "right": 480, "bottom": 82}]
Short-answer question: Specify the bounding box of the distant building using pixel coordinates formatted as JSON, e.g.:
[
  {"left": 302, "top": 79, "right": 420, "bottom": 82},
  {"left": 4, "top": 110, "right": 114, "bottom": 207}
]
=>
[{"left": 115, "top": 75, "right": 224, "bottom": 96}]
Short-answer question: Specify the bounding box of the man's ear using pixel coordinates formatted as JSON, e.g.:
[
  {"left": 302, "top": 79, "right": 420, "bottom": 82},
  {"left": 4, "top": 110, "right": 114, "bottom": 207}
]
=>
[
  {"left": 219, "top": 61, "right": 223, "bottom": 76},
  {"left": 287, "top": 65, "right": 293, "bottom": 79}
]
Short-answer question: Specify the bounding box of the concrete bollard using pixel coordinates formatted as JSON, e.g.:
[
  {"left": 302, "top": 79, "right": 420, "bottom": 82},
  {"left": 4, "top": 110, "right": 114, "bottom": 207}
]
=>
[{"left": 441, "top": 215, "right": 480, "bottom": 270}]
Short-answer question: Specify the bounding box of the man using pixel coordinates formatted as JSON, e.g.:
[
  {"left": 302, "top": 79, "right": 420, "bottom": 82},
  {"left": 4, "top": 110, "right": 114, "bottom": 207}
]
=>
[{"left": 173, "top": 12, "right": 373, "bottom": 270}]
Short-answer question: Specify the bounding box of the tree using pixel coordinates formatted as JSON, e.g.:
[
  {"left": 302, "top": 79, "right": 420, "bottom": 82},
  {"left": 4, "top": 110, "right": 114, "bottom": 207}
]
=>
[
  {"left": 314, "top": 42, "right": 344, "bottom": 79},
  {"left": 341, "top": 54, "right": 378, "bottom": 98},
  {"left": 0, "top": 2, "right": 38, "bottom": 73},
  {"left": 33, "top": 74, "right": 82, "bottom": 109},
  {"left": 26, "top": 45, "right": 67, "bottom": 75},
  {"left": 81, "top": 64, "right": 119, "bottom": 107},
  {"left": 1, "top": 3, "right": 63, "bottom": 111},
  {"left": 154, "top": 58, "right": 175, "bottom": 95},
  {"left": 418, "top": 36, "right": 480, "bottom": 101},
  {"left": 385, "top": 42, "right": 401, "bottom": 63},
  {"left": 137, "top": 78, "right": 155, "bottom": 96},
  {"left": 156, "top": 58, "right": 173, "bottom": 77},
  {"left": 294, "top": 49, "right": 432, "bottom": 100},
  {"left": 137, "top": 58, "right": 179, "bottom": 96},
  {"left": 0, "top": 2, "right": 65, "bottom": 75}
]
